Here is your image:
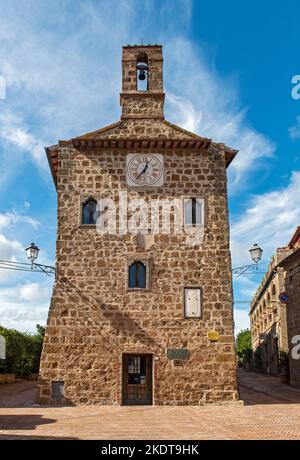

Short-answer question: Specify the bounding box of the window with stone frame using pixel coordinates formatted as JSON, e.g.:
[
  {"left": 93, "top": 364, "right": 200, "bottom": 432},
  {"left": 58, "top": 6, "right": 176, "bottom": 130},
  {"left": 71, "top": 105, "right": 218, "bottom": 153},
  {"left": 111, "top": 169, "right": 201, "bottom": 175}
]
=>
[
  {"left": 183, "top": 197, "right": 204, "bottom": 226},
  {"left": 127, "top": 258, "right": 150, "bottom": 290},
  {"left": 82, "top": 197, "right": 98, "bottom": 225},
  {"left": 129, "top": 261, "right": 146, "bottom": 289}
]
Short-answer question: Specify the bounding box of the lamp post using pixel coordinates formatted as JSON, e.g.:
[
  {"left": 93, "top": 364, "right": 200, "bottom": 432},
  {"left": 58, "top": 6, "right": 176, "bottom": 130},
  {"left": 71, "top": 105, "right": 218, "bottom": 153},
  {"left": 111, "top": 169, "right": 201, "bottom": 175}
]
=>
[
  {"left": 248, "top": 243, "right": 263, "bottom": 264},
  {"left": 24, "top": 242, "right": 55, "bottom": 276},
  {"left": 232, "top": 243, "right": 263, "bottom": 277},
  {"left": 0, "top": 243, "right": 55, "bottom": 276},
  {"left": 25, "top": 242, "right": 40, "bottom": 268}
]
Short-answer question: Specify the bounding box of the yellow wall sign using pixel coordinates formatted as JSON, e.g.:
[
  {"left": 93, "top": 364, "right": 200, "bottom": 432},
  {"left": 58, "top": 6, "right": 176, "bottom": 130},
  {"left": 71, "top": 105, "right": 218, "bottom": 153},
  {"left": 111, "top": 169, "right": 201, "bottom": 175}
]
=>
[{"left": 208, "top": 330, "right": 220, "bottom": 342}]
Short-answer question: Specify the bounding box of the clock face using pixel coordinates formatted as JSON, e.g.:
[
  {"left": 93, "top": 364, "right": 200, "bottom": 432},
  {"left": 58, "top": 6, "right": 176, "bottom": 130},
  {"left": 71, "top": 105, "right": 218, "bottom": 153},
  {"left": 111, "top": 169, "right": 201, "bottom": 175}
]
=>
[{"left": 126, "top": 154, "right": 164, "bottom": 186}]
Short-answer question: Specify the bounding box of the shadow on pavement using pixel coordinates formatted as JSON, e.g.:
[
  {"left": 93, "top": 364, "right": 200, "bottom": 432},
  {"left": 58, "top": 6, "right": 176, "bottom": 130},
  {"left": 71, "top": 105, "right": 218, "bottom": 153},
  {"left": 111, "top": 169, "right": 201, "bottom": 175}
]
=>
[
  {"left": 0, "top": 434, "right": 78, "bottom": 440},
  {"left": 0, "top": 414, "right": 56, "bottom": 431}
]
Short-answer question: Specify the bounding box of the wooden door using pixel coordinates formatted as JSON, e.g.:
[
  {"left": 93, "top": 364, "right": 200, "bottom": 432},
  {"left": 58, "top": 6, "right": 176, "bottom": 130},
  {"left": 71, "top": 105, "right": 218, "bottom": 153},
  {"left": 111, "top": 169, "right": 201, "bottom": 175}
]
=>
[{"left": 122, "top": 354, "right": 153, "bottom": 405}]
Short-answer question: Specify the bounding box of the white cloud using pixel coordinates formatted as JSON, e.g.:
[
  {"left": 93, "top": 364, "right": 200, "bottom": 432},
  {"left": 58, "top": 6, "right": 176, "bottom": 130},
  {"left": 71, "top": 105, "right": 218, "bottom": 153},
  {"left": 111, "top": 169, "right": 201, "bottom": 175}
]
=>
[
  {"left": 289, "top": 115, "right": 300, "bottom": 140},
  {"left": 0, "top": 283, "right": 51, "bottom": 332},
  {"left": 0, "top": 113, "right": 47, "bottom": 170},
  {"left": 231, "top": 170, "right": 300, "bottom": 267},
  {"left": 234, "top": 308, "right": 250, "bottom": 335},
  {"left": 0, "top": 211, "right": 39, "bottom": 230},
  {"left": 0, "top": 282, "right": 51, "bottom": 303},
  {"left": 0, "top": 305, "right": 49, "bottom": 332},
  {"left": 164, "top": 38, "right": 275, "bottom": 189},
  {"left": 234, "top": 276, "right": 260, "bottom": 300},
  {"left": 0, "top": 234, "right": 28, "bottom": 282},
  {"left": 0, "top": 1, "right": 275, "bottom": 191},
  {"left": 0, "top": 234, "right": 24, "bottom": 261}
]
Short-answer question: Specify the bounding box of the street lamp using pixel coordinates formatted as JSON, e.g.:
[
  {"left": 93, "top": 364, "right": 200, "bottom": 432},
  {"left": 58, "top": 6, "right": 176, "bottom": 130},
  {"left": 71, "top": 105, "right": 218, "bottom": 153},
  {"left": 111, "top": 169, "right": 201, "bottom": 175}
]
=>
[
  {"left": 249, "top": 243, "right": 263, "bottom": 264},
  {"left": 0, "top": 243, "right": 55, "bottom": 276},
  {"left": 25, "top": 242, "right": 40, "bottom": 267},
  {"left": 232, "top": 243, "right": 263, "bottom": 277},
  {"left": 23, "top": 242, "right": 55, "bottom": 276}
]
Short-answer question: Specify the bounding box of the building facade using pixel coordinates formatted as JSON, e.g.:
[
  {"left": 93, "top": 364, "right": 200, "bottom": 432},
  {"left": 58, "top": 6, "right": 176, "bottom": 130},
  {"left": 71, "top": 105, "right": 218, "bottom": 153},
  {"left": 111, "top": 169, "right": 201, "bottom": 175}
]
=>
[
  {"left": 250, "top": 227, "right": 300, "bottom": 385},
  {"left": 250, "top": 249, "right": 290, "bottom": 375},
  {"left": 38, "top": 45, "right": 239, "bottom": 405},
  {"left": 278, "top": 227, "right": 300, "bottom": 387}
]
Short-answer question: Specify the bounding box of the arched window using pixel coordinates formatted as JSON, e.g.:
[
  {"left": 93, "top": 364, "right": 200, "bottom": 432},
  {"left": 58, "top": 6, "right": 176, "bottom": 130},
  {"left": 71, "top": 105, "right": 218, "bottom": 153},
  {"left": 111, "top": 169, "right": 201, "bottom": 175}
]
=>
[
  {"left": 129, "top": 261, "right": 146, "bottom": 288},
  {"left": 136, "top": 53, "right": 148, "bottom": 91},
  {"left": 82, "top": 197, "right": 97, "bottom": 225},
  {"left": 272, "top": 284, "right": 276, "bottom": 297}
]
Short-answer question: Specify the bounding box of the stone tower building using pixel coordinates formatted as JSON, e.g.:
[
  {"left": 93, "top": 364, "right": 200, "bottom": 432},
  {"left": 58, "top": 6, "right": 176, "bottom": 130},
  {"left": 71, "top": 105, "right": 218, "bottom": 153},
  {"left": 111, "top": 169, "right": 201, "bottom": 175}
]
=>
[{"left": 40, "top": 44, "right": 239, "bottom": 405}]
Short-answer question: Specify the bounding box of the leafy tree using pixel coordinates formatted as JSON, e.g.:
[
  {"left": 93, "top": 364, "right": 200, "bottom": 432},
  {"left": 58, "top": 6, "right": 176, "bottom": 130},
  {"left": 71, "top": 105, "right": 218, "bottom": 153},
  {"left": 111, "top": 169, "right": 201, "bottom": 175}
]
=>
[
  {"left": 236, "top": 329, "right": 252, "bottom": 365},
  {"left": 0, "top": 324, "right": 45, "bottom": 378},
  {"left": 36, "top": 324, "right": 46, "bottom": 339}
]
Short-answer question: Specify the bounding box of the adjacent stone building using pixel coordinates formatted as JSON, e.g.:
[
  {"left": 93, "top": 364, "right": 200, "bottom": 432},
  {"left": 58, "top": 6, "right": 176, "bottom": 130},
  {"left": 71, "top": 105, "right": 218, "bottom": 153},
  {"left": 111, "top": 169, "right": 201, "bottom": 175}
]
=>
[
  {"left": 250, "top": 249, "right": 290, "bottom": 375},
  {"left": 250, "top": 227, "right": 300, "bottom": 386},
  {"left": 39, "top": 44, "right": 239, "bottom": 405},
  {"left": 278, "top": 227, "right": 300, "bottom": 387}
]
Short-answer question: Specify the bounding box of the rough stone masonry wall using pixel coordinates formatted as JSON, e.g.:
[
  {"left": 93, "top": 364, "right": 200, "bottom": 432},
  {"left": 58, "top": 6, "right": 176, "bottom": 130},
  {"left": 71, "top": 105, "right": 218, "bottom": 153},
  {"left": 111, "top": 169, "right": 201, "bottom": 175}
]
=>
[
  {"left": 38, "top": 145, "right": 238, "bottom": 405},
  {"left": 120, "top": 93, "right": 164, "bottom": 119},
  {"left": 284, "top": 256, "right": 300, "bottom": 388}
]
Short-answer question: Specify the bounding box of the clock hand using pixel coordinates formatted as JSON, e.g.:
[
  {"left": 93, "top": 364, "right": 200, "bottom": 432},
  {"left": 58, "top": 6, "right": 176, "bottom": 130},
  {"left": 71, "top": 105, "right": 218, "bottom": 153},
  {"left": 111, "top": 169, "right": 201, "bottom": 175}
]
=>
[{"left": 136, "top": 161, "right": 149, "bottom": 179}]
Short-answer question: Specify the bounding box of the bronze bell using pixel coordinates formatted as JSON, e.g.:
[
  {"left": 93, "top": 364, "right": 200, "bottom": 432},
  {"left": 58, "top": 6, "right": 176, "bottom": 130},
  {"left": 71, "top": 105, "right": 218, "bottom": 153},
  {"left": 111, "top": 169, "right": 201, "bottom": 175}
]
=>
[{"left": 138, "top": 69, "right": 146, "bottom": 80}]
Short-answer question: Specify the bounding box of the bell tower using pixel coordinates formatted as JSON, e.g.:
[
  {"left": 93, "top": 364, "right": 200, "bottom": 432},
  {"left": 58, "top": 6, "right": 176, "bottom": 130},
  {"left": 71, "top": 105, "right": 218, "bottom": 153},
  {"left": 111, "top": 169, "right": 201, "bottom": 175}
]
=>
[
  {"left": 40, "top": 43, "right": 239, "bottom": 407},
  {"left": 120, "top": 45, "right": 165, "bottom": 120}
]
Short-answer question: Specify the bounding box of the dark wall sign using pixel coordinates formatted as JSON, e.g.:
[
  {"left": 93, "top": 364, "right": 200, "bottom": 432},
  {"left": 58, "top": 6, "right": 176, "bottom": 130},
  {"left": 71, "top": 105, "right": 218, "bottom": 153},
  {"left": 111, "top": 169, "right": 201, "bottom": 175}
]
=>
[{"left": 166, "top": 349, "right": 189, "bottom": 360}]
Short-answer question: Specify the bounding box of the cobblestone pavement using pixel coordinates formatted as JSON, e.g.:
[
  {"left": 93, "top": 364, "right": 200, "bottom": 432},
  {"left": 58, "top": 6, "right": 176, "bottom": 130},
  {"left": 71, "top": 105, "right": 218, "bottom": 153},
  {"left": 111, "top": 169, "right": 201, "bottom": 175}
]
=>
[
  {"left": 0, "top": 380, "right": 37, "bottom": 407},
  {"left": 0, "top": 370, "right": 300, "bottom": 440}
]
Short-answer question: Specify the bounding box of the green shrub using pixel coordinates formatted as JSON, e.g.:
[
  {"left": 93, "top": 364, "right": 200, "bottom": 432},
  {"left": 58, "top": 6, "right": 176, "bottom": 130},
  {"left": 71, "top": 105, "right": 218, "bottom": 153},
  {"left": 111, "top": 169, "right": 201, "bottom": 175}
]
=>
[{"left": 0, "top": 324, "right": 45, "bottom": 378}]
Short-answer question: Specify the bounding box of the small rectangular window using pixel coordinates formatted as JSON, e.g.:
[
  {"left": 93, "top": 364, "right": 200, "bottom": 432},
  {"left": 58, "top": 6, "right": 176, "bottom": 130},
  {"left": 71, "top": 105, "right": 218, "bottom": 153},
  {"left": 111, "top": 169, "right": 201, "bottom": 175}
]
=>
[{"left": 184, "top": 198, "right": 204, "bottom": 226}]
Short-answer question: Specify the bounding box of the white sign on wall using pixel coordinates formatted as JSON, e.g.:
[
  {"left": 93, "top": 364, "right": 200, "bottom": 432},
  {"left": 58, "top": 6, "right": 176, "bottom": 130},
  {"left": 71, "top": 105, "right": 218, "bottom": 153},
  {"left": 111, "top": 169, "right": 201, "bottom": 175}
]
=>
[
  {"left": 0, "top": 335, "right": 6, "bottom": 359},
  {"left": 184, "top": 288, "right": 201, "bottom": 318}
]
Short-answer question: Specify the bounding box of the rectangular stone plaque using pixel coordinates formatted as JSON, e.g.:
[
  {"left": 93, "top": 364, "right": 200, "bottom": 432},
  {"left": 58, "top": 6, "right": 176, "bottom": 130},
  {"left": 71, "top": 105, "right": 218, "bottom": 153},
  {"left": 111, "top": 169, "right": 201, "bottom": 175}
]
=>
[{"left": 166, "top": 348, "right": 189, "bottom": 360}]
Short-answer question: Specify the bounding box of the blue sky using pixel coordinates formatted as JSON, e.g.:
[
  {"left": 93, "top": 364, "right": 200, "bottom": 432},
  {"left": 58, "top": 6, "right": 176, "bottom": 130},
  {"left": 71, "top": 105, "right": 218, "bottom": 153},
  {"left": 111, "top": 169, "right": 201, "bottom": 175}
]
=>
[{"left": 0, "top": 0, "right": 300, "bottom": 333}]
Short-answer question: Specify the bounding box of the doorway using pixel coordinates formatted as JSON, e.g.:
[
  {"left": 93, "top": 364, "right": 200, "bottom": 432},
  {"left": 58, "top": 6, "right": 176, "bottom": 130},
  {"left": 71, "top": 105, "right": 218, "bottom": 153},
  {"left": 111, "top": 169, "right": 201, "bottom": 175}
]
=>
[{"left": 122, "top": 354, "right": 153, "bottom": 405}]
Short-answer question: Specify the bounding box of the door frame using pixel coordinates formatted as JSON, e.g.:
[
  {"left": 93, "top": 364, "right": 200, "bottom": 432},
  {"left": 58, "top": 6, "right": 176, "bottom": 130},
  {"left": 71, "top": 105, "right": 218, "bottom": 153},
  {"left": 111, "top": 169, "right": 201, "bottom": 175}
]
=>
[{"left": 122, "top": 353, "right": 153, "bottom": 406}]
